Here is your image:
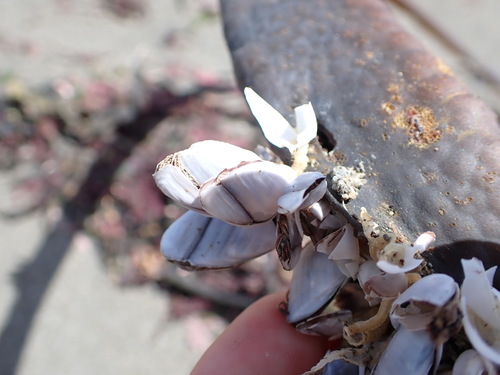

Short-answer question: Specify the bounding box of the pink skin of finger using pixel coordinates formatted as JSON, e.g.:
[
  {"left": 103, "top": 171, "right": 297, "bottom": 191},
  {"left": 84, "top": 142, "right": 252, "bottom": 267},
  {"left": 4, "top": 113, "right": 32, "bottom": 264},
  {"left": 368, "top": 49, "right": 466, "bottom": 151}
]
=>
[{"left": 191, "top": 292, "right": 330, "bottom": 375}]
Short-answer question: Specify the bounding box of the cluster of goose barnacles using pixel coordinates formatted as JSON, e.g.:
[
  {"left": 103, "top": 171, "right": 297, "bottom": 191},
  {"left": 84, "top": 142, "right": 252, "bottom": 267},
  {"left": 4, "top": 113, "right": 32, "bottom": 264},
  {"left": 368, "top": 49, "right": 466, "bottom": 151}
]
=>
[{"left": 153, "top": 88, "right": 500, "bottom": 374}]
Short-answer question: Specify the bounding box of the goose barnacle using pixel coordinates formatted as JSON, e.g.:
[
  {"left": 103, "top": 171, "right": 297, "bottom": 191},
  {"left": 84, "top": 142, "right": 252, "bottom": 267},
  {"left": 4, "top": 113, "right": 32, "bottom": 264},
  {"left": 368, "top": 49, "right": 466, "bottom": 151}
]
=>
[
  {"left": 244, "top": 87, "right": 317, "bottom": 171},
  {"left": 316, "top": 223, "right": 360, "bottom": 279},
  {"left": 390, "top": 273, "right": 461, "bottom": 340},
  {"left": 155, "top": 141, "right": 328, "bottom": 268},
  {"left": 376, "top": 231, "right": 436, "bottom": 274},
  {"left": 154, "top": 140, "right": 299, "bottom": 226},
  {"left": 243, "top": 87, "right": 317, "bottom": 154},
  {"left": 359, "top": 207, "right": 436, "bottom": 275},
  {"left": 154, "top": 92, "right": 328, "bottom": 270},
  {"left": 373, "top": 273, "right": 461, "bottom": 373},
  {"left": 275, "top": 172, "right": 327, "bottom": 270},
  {"left": 275, "top": 212, "right": 304, "bottom": 271}
]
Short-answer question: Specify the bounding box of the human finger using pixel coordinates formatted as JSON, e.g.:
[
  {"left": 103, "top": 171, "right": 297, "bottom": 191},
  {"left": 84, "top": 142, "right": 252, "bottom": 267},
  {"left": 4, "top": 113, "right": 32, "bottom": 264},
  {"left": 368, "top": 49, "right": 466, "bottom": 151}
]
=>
[{"left": 191, "top": 291, "right": 329, "bottom": 375}]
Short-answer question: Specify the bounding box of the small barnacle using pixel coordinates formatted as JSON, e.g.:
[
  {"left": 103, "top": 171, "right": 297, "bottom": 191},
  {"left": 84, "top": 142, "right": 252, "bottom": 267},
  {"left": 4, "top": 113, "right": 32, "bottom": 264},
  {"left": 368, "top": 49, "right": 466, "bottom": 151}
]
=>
[
  {"left": 359, "top": 208, "right": 394, "bottom": 260},
  {"left": 244, "top": 87, "right": 318, "bottom": 172},
  {"left": 381, "top": 101, "right": 395, "bottom": 114},
  {"left": 360, "top": 208, "right": 436, "bottom": 274},
  {"left": 376, "top": 232, "right": 435, "bottom": 274}
]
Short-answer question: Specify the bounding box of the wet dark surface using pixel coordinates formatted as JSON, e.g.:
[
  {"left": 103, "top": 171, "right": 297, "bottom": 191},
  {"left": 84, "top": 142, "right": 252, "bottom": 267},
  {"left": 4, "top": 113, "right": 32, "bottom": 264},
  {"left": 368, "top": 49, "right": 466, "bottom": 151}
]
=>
[{"left": 221, "top": 0, "right": 499, "bottom": 280}]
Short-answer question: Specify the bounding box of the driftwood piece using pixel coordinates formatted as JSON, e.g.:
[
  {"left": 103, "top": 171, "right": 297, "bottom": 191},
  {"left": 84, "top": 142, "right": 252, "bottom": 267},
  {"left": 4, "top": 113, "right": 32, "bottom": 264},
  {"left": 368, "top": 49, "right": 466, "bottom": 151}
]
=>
[{"left": 220, "top": 0, "right": 499, "bottom": 284}]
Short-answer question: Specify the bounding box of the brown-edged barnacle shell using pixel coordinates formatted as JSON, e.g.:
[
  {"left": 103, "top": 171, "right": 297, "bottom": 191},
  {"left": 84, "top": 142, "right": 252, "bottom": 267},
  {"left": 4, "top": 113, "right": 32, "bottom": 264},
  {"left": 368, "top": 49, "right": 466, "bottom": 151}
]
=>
[
  {"left": 275, "top": 212, "right": 303, "bottom": 271},
  {"left": 199, "top": 160, "right": 297, "bottom": 225},
  {"left": 390, "top": 273, "right": 461, "bottom": 345},
  {"left": 160, "top": 210, "right": 276, "bottom": 270},
  {"left": 153, "top": 140, "right": 261, "bottom": 213},
  {"left": 295, "top": 310, "right": 352, "bottom": 339},
  {"left": 460, "top": 258, "right": 500, "bottom": 366}
]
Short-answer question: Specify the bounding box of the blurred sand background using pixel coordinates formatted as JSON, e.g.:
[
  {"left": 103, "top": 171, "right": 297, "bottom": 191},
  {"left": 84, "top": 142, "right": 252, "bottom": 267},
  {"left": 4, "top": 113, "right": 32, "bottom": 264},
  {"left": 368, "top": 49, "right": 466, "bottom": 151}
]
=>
[{"left": 0, "top": 1, "right": 499, "bottom": 374}]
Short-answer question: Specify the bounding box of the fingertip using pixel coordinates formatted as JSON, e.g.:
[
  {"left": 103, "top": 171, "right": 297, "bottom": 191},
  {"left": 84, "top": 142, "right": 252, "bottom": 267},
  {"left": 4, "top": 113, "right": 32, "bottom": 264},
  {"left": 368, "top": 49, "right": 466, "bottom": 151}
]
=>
[{"left": 191, "top": 292, "right": 328, "bottom": 375}]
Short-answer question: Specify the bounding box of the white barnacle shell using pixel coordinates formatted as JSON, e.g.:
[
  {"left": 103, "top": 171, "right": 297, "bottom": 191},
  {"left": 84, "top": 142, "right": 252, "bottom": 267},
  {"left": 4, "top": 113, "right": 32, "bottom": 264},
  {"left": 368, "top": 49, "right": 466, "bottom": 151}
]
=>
[
  {"left": 244, "top": 87, "right": 317, "bottom": 153},
  {"left": 376, "top": 231, "right": 435, "bottom": 274},
  {"left": 160, "top": 210, "right": 276, "bottom": 269},
  {"left": 277, "top": 172, "right": 326, "bottom": 214},
  {"left": 390, "top": 273, "right": 459, "bottom": 331},
  {"left": 199, "top": 160, "right": 297, "bottom": 225},
  {"left": 153, "top": 140, "right": 260, "bottom": 213},
  {"left": 287, "top": 243, "right": 347, "bottom": 323},
  {"left": 374, "top": 328, "right": 435, "bottom": 375},
  {"left": 316, "top": 224, "right": 360, "bottom": 279},
  {"left": 453, "top": 349, "right": 498, "bottom": 375},
  {"left": 460, "top": 258, "right": 500, "bottom": 365}
]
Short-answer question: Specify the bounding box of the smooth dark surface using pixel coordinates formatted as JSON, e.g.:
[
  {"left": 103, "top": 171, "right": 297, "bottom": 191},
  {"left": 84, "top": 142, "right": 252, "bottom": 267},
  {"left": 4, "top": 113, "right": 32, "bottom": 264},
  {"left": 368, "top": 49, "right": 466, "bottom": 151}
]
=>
[{"left": 221, "top": 0, "right": 499, "bottom": 273}]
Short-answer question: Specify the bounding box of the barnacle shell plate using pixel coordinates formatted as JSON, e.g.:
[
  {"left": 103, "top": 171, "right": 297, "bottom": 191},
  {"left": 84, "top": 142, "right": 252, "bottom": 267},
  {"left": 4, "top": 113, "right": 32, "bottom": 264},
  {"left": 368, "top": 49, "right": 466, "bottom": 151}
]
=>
[
  {"left": 374, "top": 328, "right": 434, "bottom": 375},
  {"left": 160, "top": 211, "right": 276, "bottom": 269},
  {"left": 287, "top": 243, "right": 346, "bottom": 323},
  {"left": 199, "top": 160, "right": 297, "bottom": 225},
  {"left": 153, "top": 140, "right": 261, "bottom": 213}
]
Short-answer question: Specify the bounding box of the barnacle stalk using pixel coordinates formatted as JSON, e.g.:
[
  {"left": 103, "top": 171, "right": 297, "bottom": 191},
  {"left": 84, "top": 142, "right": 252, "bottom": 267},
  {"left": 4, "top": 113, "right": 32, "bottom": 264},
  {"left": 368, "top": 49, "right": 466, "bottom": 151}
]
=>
[{"left": 344, "top": 297, "right": 394, "bottom": 346}]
